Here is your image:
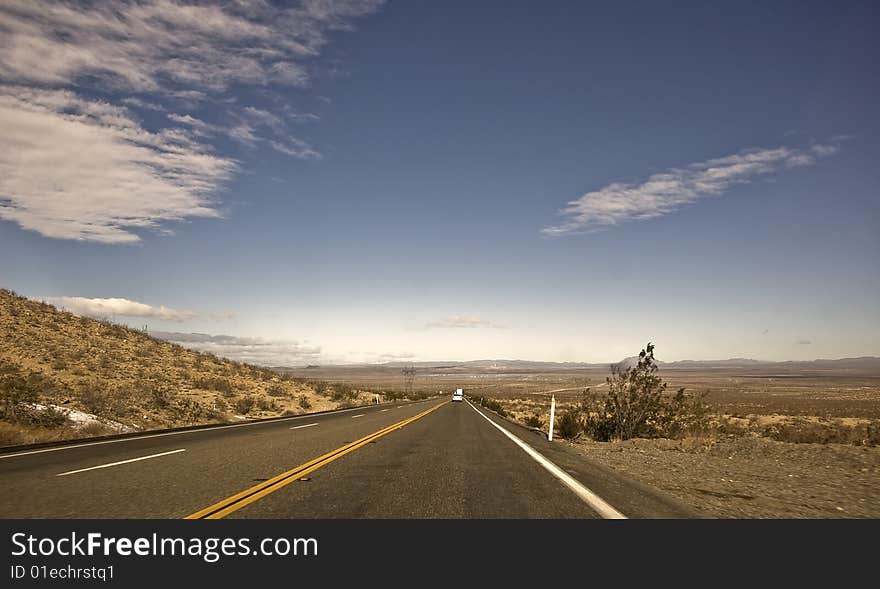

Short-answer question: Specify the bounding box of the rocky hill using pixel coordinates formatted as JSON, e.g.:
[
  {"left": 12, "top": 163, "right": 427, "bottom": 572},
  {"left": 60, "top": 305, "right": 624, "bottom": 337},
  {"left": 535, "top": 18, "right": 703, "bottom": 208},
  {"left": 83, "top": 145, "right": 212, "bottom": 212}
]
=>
[{"left": 0, "top": 289, "right": 377, "bottom": 447}]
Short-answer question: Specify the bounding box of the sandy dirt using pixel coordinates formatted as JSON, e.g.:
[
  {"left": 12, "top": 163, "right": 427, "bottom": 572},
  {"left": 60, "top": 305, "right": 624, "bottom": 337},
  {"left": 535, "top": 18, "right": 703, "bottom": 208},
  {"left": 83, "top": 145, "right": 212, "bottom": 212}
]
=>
[{"left": 568, "top": 435, "right": 880, "bottom": 518}]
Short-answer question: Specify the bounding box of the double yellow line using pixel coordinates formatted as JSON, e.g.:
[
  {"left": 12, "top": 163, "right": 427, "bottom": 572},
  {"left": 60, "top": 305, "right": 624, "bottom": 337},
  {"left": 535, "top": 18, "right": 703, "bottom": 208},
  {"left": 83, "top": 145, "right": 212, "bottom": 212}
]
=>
[{"left": 185, "top": 401, "right": 447, "bottom": 519}]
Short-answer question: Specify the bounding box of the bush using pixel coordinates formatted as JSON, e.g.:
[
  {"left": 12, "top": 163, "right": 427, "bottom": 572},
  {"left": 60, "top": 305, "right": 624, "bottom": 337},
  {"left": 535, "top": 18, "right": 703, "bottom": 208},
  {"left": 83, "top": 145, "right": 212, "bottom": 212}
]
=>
[
  {"left": 556, "top": 409, "right": 583, "bottom": 440},
  {"left": 0, "top": 369, "right": 39, "bottom": 420},
  {"left": 478, "top": 397, "right": 507, "bottom": 417},
  {"left": 266, "top": 384, "right": 289, "bottom": 397},
  {"left": 575, "top": 343, "right": 713, "bottom": 442},
  {"left": 18, "top": 404, "right": 69, "bottom": 429},
  {"left": 524, "top": 414, "right": 542, "bottom": 428},
  {"left": 330, "top": 383, "right": 357, "bottom": 402},
  {"left": 79, "top": 387, "right": 111, "bottom": 416},
  {"left": 655, "top": 388, "right": 712, "bottom": 438},
  {"left": 255, "top": 397, "right": 277, "bottom": 412},
  {"left": 234, "top": 396, "right": 256, "bottom": 415},
  {"left": 148, "top": 385, "right": 174, "bottom": 410},
  {"left": 298, "top": 395, "right": 312, "bottom": 410},
  {"left": 192, "top": 377, "right": 233, "bottom": 395}
]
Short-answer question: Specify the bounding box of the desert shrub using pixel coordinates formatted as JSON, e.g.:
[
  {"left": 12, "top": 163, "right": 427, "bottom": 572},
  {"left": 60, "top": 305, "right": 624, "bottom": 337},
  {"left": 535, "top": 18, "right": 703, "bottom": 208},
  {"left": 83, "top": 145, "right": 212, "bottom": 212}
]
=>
[
  {"left": 266, "top": 384, "right": 289, "bottom": 397},
  {"left": 600, "top": 343, "right": 666, "bottom": 440},
  {"left": 79, "top": 386, "right": 111, "bottom": 416},
  {"left": 0, "top": 367, "right": 39, "bottom": 420},
  {"left": 760, "top": 417, "right": 880, "bottom": 446},
  {"left": 556, "top": 409, "right": 583, "bottom": 440},
  {"left": 478, "top": 397, "right": 507, "bottom": 417},
  {"left": 380, "top": 389, "right": 406, "bottom": 401},
  {"left": 298, "top": 395, "right": 312, "bottom": 410},
  {"left": 192, "top": 376, "right": 233, "bottom": 396},
  {"left": 330, "top": 383, "right": 357, "bottom": 402},
  {"left": 148, "top": 385, "right": 174, "bottom": 409},
  {"left": 654, "top": 389, "right": 712, "bottom": 438},
  {"left": 576, "top": 343, "right": 715, "bottom": 442},
  {"left": 256, "top": 397, "right": 277, "bottom": 412},
  {"left": 312, "top": 381, "right": 329, "bottom": 396},
  {"left": 234, "top": 396, "right": 256, "bottom": 415},
  {"left": 867, "top": 422, "right": 880, "bottom": 446},
  {"left": 580, "top": 392, "right": 618, "bottom": 442},
  {"left": 18, "top": 404, "right": 69, "bottom": 428},
  {"left": 524, "top": 414, "right": 543, "bottom": 428}
]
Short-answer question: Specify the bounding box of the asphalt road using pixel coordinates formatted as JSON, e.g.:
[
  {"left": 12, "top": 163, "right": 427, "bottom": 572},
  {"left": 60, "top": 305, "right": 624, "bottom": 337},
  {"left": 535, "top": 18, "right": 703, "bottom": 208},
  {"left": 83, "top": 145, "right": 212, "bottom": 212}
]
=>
[{"left": 0, "top": 398, "right": 696, "bottom": 518}]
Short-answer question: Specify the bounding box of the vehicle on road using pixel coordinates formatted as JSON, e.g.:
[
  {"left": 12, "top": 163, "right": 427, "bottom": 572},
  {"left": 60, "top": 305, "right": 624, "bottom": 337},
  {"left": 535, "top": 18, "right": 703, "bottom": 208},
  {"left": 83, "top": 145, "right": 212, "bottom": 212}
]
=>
[{"left": 452, "top": 388, "right": 463, "bottom": 402}]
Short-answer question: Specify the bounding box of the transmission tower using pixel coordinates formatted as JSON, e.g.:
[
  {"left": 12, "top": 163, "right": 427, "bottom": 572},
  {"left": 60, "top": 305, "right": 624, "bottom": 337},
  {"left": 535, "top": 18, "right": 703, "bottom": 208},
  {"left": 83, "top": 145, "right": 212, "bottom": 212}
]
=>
[{"left": 402, "top": 364, "right": 416, "bottom": 396}]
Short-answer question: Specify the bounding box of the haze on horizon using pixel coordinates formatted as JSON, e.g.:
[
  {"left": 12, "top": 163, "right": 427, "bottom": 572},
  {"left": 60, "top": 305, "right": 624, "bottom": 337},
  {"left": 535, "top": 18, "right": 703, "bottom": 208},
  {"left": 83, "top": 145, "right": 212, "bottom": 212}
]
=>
[{"left": 1, "top": 1, "right": 877, "bottom": 367}]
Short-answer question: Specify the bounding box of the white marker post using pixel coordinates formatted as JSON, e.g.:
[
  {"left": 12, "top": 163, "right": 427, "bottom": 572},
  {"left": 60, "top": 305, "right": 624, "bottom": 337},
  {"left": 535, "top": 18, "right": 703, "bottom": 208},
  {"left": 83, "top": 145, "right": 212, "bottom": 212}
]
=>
[{"left": 548, "top": 394, "right": 556, "bottom": 441}]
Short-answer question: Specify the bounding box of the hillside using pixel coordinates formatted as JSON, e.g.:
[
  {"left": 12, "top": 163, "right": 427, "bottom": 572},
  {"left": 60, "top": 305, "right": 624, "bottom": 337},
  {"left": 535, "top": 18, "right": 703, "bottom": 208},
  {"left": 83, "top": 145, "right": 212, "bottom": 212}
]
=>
[{"left": 0, "top": 289, "right": 382, "bottom": 447}]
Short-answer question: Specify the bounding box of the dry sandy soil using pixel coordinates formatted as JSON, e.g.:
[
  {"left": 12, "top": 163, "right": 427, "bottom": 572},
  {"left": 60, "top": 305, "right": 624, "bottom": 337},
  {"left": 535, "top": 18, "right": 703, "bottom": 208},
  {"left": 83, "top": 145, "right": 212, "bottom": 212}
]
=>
[
  {"left": 288, "top": 362, "right": 880, "bottom": 518},
  {"left": 0, "top": 289, "right": 393, "bottom": 447},
  {"left": 492, "top": 394, "right": 880, "bottom": 518},
  {"left": 569, "top": 436, "right": 880, "bottom": 518}
]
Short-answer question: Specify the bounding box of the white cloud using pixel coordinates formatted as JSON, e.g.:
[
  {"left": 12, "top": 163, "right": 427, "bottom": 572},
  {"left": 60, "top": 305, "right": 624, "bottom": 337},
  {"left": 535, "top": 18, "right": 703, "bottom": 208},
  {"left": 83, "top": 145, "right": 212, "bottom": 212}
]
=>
[
  {"left": 44, "top": 296, "right": 197, "bottom": 322},
  {"left": 0, "top": 86, "right": 235, "bottom": 243},
  {"left": 151, "top": 331, "right": 322, "bottom": 365},
  {"left": 543, "top": 143, "right": 841, "bottom": 236},
  {"left": 121, "top": 97, "right": 165, "bottom": 111},
  {"left": 0, "top": 0, "right": 384, "bottom": 93},
  {"left": 422, "top": 316, "right": 506, "bottom": 330},
  {"left": 0, "top": 0, "right": 383, "bottom": 242},
  {"left": 167, "top": 108, "right": 322, "bottom": 159},
  {"left": 269, "top": 139, "right": 322, "bottom": 160}
]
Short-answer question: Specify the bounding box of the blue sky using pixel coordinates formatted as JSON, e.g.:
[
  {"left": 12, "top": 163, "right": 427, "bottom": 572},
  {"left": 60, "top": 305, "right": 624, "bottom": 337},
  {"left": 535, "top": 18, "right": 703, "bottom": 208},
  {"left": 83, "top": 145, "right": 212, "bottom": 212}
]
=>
[{"left": 1, "top": 0, "right": 877, "bottom": 365}]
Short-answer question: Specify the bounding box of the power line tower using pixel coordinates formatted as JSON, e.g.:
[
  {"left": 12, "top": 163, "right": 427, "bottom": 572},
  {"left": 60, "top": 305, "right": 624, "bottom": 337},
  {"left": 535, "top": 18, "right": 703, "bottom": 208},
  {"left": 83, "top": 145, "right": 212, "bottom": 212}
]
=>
[{"left": 402, "top": 364, "right": 416, "bottom": 396}]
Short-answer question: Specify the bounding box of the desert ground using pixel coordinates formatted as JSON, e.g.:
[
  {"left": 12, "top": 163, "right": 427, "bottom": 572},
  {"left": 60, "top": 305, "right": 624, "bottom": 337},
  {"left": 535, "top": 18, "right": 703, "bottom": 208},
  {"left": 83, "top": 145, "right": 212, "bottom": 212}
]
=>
[{"left": 282, "top": 362, "right": 880, "bottom": 518}]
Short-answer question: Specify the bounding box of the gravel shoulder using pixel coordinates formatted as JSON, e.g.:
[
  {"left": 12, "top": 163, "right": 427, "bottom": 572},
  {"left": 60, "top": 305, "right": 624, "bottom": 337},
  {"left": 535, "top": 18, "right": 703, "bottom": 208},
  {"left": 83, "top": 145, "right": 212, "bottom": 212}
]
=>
[{"left": 567, "top": 436, "right": 880, "bottom": 518}]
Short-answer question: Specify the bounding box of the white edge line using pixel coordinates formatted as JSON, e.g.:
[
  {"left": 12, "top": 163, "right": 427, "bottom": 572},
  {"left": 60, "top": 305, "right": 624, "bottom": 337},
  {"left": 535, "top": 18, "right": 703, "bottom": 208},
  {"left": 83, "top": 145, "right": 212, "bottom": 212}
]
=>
[
  {"left": 56, "top": 449, "right": 186, "bottom": 477},
  {"left": 466, "top": 400, "right": 627, "bottom": 519},
  {"left": 0, "top": 403, "right": 413, "bottom": 460},
  {"left": 351, "top": 414, "right": 365, "bottom": 418},
  {"left": 290, "top": 423, "right": 319, "bottom": 430}
]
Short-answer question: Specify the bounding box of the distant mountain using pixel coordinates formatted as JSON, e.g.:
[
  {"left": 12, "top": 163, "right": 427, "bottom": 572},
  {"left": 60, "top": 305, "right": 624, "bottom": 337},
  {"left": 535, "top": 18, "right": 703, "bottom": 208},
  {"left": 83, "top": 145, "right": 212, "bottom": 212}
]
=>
[{"left": 335, "top": 356, "right": 880, "bottom": 372}]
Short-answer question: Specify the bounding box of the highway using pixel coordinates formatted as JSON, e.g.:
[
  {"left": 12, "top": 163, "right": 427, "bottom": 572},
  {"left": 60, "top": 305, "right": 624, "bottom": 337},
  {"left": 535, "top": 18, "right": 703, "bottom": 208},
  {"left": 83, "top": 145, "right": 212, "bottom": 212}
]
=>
[{"left": 0, "top": 398, "right": 696, "bottom": 518}]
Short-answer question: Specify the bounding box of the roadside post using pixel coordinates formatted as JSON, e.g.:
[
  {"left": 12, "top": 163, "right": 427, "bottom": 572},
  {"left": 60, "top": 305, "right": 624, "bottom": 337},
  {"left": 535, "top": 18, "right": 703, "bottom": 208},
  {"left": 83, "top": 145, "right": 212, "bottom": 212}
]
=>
[{"left": 548, "top": 394, "right": 556, "bottom": 441}]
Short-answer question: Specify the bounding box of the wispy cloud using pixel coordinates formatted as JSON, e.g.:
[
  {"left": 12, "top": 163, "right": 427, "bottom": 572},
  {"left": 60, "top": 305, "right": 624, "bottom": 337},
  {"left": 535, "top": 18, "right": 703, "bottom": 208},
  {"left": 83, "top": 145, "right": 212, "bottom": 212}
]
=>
[
  {"left": 268, "top": 139, "right": 322, "bottom": 160},
  {"left": 44, "top": 296, "right": 196, "bottom": 322},
  {"left": 0, "top": 86, "right": 235, "bottom": 243},
  {"left": 0, "top": 0, "right": 383, "bottom": 242},
  {"left": 378, "top": 352, "right": 417, "bottom": 360},
  {"left": 0, "top": 0, "right": 384, "bottom": 92},
  {"left": 421, "top": 316, "right": 506, "bottom": 330},
  {"left": 166, "top": 108, "right": 321, "bottom": 159},
  {"left": 120, "top": 97, "right": 165, "bottom": 111},
  {"left": 151, "top": 331, "right": 322, "bottom": 366},
  {"left": 542, "top": 143, "right": 841, "bottom": 236}
]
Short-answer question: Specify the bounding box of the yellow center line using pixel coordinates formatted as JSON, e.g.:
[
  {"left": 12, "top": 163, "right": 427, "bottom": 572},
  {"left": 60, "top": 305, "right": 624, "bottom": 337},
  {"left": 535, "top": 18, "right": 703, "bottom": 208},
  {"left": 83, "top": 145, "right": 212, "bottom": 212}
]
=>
[{"left": 185, "top": 401, "right": 448, "bottom": 519}]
